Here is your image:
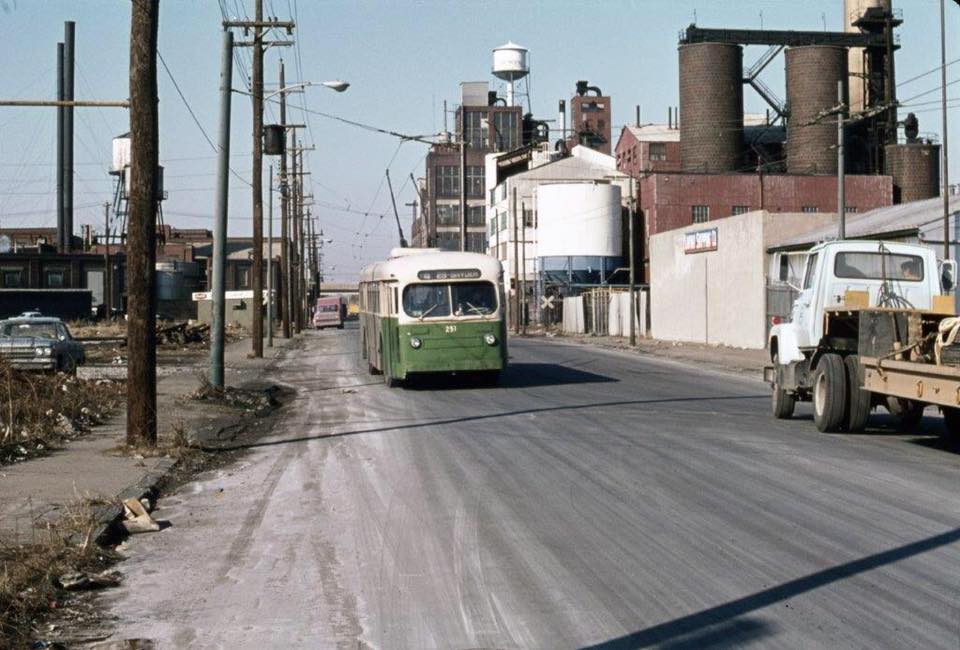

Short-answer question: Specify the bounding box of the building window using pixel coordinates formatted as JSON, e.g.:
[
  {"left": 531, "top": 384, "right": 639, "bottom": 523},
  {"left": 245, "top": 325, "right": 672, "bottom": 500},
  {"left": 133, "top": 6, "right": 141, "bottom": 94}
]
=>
[
  {"left": 466, "top": 232, "right": 486, "bottom": 253},
  {"left": 523, "top": 207, "right": 534, "bottom": 228},
  {"left": 801, "top": 206, "right": 819, "bottom": 213},
  {"left": 649, "top": 143, "right": 667, "bottom": 161},
  {"left": 238, "top": 268, "right": 250, "bottom": 288},
  {"left": 499, "top": 243, "right": 508, "bottom": 261},
  {"left": 467, "top": 166, "right": 484, "bottom": 198},
  {"left": 44, "top": 270, "right": 65, "bottom": 288},
  {"left": 463, "top": 110, "right": 488, "bottom": 149},
  {"left": 732, "top": 205, "right": 750, "bottom": 215},
  {"left": 691, "top": 205, "right": 710, "bottom": 224},
  {"left": 845, "top": 206, "right": 858, "bottom": 214},
  {"left": 436, "top": 231, "right": 460, "bottom": 251},
  {"left": 434, "top": 166, "right": 459, "bottom": 198},
  {"left": 467, "top": 205, "right": 484, "bottom": 226},
  {"left": 1, "top": 269, "right": 22, "bottom": 288},
  {"left": 436, "top": 204, "right": 459, "bottom": 226},
  {"left": 493, "top": 111, "right": 519, "bottom": 151}
]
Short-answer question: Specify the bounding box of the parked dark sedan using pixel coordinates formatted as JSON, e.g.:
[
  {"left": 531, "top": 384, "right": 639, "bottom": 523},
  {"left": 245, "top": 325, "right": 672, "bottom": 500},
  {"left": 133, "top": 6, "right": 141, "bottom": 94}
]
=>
[{"left": 0, "top": 316, "right": 85, "bottom": 372}]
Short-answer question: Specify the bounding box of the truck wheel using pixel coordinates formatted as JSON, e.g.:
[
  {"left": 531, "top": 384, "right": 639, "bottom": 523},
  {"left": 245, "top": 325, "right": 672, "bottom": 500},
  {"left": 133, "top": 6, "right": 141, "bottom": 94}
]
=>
[
  {"left": 941, "top": 407, "right": 960, "bottom": 441},
  {"left": 813, "top": 353, "right": 847, "bottom": 433},
  {"left": 844, "top": 356, "right": 871, "bottom": 433},
  {"left": 771, "top": 354, "right": 795, "bottom": 419},
  {"left": 886, "top": 396, "right": 924, "bottom": 431}
]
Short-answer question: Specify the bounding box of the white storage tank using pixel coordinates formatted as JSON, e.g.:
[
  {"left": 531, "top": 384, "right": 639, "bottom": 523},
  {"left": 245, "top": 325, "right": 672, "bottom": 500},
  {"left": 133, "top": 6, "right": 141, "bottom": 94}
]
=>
[
  {"left": 537, "top": 182, "right": 622, "bottom": 258},
  {"left": 112, "top": 133, "right": 131, "bottom": 173}
]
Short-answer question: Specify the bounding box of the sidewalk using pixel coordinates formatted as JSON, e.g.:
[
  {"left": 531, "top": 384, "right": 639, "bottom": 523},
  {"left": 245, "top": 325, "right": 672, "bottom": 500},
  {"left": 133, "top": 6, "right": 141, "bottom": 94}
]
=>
[
  {"left": 543, "top": 332, "right": 769, "bottom": 377},
  {"left": 0, "top": 335, "right": 295, "bottom": 543}
]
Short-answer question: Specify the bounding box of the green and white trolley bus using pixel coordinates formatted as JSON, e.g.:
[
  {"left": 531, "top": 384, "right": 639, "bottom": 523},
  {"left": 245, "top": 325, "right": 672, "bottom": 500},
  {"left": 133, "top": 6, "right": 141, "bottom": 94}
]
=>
[{"left": 359, "top": 248, "right": 507, "bottom": 386}]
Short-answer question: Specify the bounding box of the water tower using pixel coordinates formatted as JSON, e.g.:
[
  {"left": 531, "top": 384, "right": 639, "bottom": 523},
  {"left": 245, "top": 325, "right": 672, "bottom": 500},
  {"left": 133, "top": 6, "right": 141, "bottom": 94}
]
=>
[{"left": 492, "top": 41, "right": 529, "bottom": 108}]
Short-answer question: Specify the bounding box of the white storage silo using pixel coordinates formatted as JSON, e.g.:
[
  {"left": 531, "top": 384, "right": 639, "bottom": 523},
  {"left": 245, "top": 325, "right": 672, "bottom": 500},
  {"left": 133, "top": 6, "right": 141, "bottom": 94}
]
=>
[{"left": 536, "top": 182, "right": 622, "bottom": 286}]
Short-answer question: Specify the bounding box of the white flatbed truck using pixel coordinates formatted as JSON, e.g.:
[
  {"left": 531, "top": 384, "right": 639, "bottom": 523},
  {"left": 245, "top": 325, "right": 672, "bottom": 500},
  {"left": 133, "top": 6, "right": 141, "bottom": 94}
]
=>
[{"left": 766, "top": 240, "right": 960, "bottom": 438}]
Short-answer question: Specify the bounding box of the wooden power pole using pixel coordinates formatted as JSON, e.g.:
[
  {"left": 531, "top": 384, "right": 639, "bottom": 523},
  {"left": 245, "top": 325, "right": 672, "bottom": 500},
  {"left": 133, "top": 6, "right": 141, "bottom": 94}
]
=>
[{"left": 127, "top": 0, "right": 160, "bottom": 447}]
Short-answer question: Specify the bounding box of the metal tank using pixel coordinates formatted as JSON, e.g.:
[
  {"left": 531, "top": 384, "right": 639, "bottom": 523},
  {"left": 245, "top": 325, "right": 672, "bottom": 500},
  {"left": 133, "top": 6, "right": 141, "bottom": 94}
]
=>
[
  {"left": 679, "top": 42, "right": 744, "bottom": 173},
  {"left": 492, "top": 41, "right": 529, "bottom": 107},
  {"left": 884, "top": 143, "right": 941, "bottom": 203},
  {"left": 537, "top": 182, "right": 623, "bottom": 285},
  {"left": 845, "top": 0, "right": 891, "bottom": 113},
  {"left": 785, "top": 46, "right": 848, "bottom": 174}
]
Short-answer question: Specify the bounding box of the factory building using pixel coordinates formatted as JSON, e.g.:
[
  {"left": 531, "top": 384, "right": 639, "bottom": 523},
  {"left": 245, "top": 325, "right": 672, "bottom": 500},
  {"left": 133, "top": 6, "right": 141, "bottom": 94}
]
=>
[
  {"left": 565, "top": 81, "right": 613, "bottom": 155},
  {"left": 616, "top": 1, "right": 943, "bottom": 283}
]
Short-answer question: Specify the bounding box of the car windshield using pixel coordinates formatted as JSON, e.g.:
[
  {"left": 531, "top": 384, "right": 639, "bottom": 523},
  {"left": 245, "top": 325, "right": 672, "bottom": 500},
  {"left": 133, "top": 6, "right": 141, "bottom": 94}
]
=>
[
  {"left": 402, "top": 282, "right": 497, "bottom": 319},
  {"left": 1, "top": 322, "right": 59, "bottom": 339}
]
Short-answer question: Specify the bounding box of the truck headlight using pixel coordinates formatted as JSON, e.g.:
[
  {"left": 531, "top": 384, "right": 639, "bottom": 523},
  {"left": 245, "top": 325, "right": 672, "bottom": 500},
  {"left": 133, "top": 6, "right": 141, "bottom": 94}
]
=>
[
  {"left": 410, "top": 337, "right": 422, "bottom": 349},
  {"left": 484, "top": 333, "right": 497, "bottom": 346}
]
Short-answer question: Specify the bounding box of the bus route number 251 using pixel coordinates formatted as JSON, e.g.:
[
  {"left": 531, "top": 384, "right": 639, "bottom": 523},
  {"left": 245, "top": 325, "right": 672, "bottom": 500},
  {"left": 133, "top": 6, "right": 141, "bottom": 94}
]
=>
[{"left": 444, "top": 325, "right": 457, "bottom": 334}]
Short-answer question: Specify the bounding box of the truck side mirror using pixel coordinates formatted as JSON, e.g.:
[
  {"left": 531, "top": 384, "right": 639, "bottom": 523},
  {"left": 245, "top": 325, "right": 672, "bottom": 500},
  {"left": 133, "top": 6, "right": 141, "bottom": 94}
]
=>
[{"left": 939, "top": 259, "right": 957, "bottom": 292}]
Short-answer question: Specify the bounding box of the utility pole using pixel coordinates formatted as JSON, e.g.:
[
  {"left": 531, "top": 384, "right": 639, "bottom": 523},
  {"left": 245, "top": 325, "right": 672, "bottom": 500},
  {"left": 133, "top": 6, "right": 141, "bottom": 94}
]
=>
[
  {"left": 279, "top": 60, "right": 291, "bottom": 338},
  {"left": 267, "top": 162, "right": 274, "bottom": 347},
  {"left": 209, "top": 28, "right": 233, "bottom": 389},
  {"left": 127, "top": 0, "right": 160, "bottom": 447},
  {"left": 459, "top": 140, "right": 468, "bottom": 252},
  {"left": 837, "top": 80, "right": 846, "bottom": 240},
  {"left": 520, "top": 201, "right": 527, "bottom": 335},
  {"left": 224, "top": 3, "right": 294, "bottom": 358},
  {"left": 298, "top": 157, "right": 306, "bottom": 327},
  {"left": 941, "top": 0, "right": 951, "bottom": 261},
  {"left": 512, "top": 187, "right": 519, "bottom": 333},
  {"left": 250, "top": 0, "right": 265, "bottom": 357},
  {"left": 628, "top": 176, "right": 636, "bottom": 347},
  {"left": 103, "top": 202, "right": 111, "bottom": 316},
  {"left": 290, "top": 133, "right": 300, "bottom": 333}
]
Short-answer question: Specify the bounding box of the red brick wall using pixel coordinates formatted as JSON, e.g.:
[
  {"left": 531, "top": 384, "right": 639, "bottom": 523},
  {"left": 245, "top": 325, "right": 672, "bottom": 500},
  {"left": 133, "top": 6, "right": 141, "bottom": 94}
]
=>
[
  {"left": 615, "top": 129, "right": 681, "bottom": 178},
  {"left": 640, "top": 173, "right": 894, "bottom": 237}
]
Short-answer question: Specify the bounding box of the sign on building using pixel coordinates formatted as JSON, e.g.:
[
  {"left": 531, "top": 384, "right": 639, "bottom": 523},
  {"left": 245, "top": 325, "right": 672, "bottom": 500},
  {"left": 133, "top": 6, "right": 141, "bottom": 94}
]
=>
[{"left": 684, "top": 228, "right": 718, "bottom": 254}]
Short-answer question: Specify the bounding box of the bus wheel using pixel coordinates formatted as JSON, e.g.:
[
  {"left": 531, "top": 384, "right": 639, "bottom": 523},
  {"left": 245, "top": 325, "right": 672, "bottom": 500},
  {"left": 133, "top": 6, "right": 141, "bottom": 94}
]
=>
[
  {"left": 771, "top": 354, "right": 795, "bottom": 419},
  {"left": 385, "top": 374, "right": 400, "bottom": 388},
  {"left": 813, "top": 353, "right": 847, "bottom": 433},
  {"left": 844, "top": 356, "right": 871, "bottom": 433},
  {"left": 477, "top": 370, "right": 500, "bottom": 387}
]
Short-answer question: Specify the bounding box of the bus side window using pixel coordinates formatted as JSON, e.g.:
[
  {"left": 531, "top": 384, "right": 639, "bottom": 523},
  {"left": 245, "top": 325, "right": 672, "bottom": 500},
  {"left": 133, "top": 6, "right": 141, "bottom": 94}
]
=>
[{"left": 393, "top": 288, "right": 398, "bottom": 315}]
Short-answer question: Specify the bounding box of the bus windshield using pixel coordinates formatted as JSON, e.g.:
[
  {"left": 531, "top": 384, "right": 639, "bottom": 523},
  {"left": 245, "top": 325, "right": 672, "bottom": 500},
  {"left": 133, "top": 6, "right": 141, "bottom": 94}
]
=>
[{"left": 402, "top": 281, "right": 497, "bottom": 319}]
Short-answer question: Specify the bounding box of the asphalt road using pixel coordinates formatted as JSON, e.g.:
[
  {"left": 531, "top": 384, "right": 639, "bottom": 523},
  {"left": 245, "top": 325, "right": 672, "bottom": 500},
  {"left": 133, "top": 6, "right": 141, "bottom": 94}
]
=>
[{"left": 97, "top": 325, "right": 960, "bottom": 649}]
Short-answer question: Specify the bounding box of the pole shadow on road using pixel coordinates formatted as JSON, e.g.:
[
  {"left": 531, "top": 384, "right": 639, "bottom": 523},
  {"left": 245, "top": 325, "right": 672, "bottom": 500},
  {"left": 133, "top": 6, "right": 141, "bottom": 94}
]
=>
[
  {"left": 578, "top": 527, "right": 960, "bottom": 650},
  {"left": 404, "top": 363, "right": 618, "bottom": 391},
  {"left": 201, "top": 393, "right": 768, "bottom": 452}
]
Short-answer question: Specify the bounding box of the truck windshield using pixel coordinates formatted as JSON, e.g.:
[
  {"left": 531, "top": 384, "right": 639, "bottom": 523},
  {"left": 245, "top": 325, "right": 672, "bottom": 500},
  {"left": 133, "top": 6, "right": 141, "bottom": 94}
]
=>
[
  {"left": 834, "top": 252, "right": 923, "bottom": 282},
  {"left": 402, "top": 282, "right": 497, "bottom": 319}
]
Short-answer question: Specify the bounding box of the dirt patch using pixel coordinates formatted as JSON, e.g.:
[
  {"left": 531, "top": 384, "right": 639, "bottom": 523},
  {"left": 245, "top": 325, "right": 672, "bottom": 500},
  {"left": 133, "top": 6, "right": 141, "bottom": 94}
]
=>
[
  {"left": 0, "top": 361, "right": 124, "bottom": 465},
  {"left": 0, "top": 502, "right": 121, "bottom": 648}
]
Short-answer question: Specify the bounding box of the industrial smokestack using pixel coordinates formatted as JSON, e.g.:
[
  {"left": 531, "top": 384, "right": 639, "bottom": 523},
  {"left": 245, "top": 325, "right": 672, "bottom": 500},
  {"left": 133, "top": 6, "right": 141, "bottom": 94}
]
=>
[
  {"left": 63, "top": 21, "right": 75, "bottom": 253},
  {"left": 636, "top": 105, "right": 640, "bottom": 127},
  {"left": 668, "top": 106, "right": 672, "bottom": 130}
]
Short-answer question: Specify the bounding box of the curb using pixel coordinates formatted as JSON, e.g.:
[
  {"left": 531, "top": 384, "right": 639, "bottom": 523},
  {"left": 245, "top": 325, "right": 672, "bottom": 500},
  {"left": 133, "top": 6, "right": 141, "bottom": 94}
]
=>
[{"left": 91, "top": 457, "right": 178, "bottom": 545}]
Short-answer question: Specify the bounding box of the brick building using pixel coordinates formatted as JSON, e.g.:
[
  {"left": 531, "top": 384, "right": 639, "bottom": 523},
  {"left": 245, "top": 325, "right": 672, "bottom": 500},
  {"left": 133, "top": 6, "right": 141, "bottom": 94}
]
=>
[
  {"left": 412, "top": 81, "right": 523, "bottom": 252},
  {"left": 567, "top": 81, "right": 612, "bottom": 154}
]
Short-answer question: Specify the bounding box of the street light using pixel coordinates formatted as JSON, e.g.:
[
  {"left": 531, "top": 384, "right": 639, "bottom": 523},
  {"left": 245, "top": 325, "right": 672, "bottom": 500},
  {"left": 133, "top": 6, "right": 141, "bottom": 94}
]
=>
[{"left": 240, "top": 80, "right": 351, "bottom": 101}]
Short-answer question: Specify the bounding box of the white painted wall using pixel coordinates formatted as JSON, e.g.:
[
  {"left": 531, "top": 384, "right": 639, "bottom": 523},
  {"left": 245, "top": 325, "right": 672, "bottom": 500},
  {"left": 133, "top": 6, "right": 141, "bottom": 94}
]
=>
[{"left": 650, "top": 211, "right": 837, "bottom": 349}]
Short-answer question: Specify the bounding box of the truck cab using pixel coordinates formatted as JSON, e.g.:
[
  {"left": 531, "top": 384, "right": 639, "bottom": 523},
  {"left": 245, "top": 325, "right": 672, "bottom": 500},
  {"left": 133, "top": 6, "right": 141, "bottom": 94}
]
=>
[
  {"left": 767, "top": 240, "right": 957, "bottom": 432},
  {"left": 782, "top": 241, "right": 946, "bottom": 354}
]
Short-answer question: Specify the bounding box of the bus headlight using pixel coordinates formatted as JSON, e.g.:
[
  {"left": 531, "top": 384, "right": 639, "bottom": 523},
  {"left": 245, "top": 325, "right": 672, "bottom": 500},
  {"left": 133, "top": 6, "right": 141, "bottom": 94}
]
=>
[
  {"left": 410, "top": 337, "right": 422, "bottom": 349},
  {"left": 484, "top": 333, "right": 497, "bottom": 346}
]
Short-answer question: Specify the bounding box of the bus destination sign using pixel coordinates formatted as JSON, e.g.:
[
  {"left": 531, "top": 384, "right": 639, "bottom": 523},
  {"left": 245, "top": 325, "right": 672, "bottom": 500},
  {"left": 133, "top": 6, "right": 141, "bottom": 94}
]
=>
[{"left": 417, "top": 268, "right": 482, "bottom": 281}]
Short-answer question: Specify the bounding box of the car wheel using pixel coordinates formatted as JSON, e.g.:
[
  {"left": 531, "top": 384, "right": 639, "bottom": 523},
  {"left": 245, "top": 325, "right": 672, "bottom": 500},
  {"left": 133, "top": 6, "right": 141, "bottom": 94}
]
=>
[
  {"left": 813, "top": 353, "right": 847, "bottom": 433},
  {"left": 771, "top": 354, "right": 795, "bottom": 420}
]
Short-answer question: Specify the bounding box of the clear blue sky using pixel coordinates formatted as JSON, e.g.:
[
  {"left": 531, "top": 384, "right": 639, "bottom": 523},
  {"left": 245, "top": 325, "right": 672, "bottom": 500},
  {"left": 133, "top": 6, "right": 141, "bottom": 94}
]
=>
[{"left": 0, "top": 0, "right": 955, "bottom": 281}]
